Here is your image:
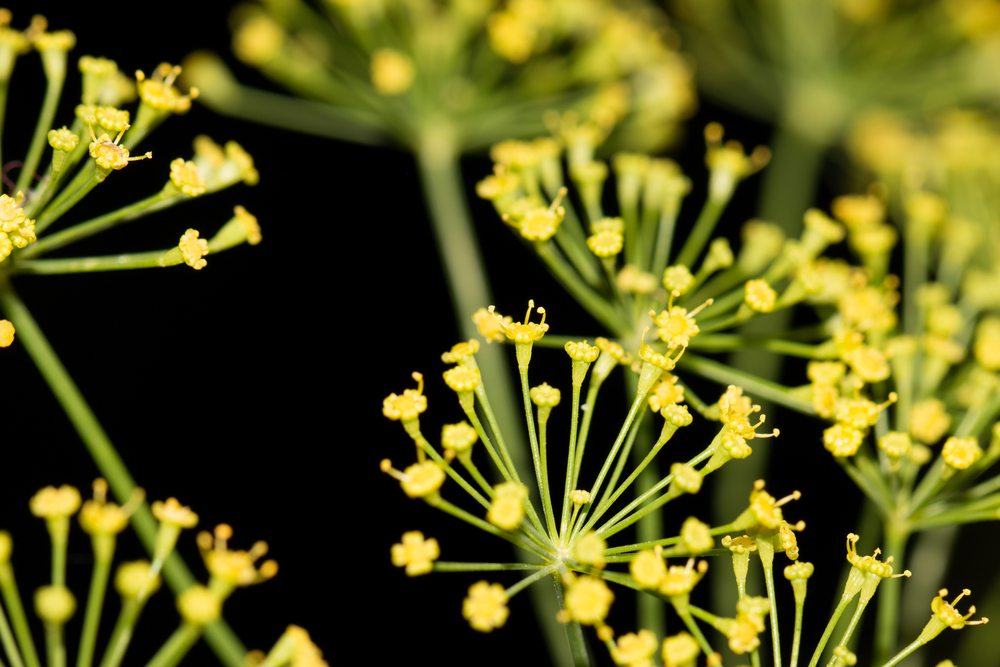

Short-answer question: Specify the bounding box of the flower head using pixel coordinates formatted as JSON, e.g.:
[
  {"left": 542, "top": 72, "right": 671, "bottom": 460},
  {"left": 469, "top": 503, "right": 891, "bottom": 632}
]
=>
[
  {"left": 463, "top": 582, "right": 508, "bottom": 632},
  {"left": 198, "top": 524, "right": 277, "bottom": 587},
  {"left": 487, "top": 482, "right": 528, "bottom": 531},
  {"left": 381, "top": 460, "right": 446, "bottom": 500},
  {"left": 391, "top": 531, "right": 440, "bottom": 577},
  {"left": 382, "top": 373, "right": 427, "bottom": 422},
  {"left": 562, "top": 575, "right": 614, "bottom": 626}
]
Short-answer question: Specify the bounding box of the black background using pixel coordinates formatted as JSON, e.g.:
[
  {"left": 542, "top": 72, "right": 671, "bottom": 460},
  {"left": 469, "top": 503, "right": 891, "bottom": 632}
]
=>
[{"left": 0, "top": 1, "right": 993, "bottom": 664}]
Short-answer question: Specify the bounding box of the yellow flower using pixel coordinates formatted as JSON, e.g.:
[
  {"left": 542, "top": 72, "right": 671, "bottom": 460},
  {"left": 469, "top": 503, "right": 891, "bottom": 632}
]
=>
[
  {"left": 177, "top": 585, "right": 221, "bottom": 625},
  {"left": 974, "top": 317, "right": 1000, "bottom": 371},
  {"left": 390, "top": 531, "right": 439, "bottom": 576},
  {"left": 834, "top": 394, "right": 895, "bottom": 430},
  {"left": 878, "top": 432, "right": 912, "bottom": 459},
  {"left": 658, "top": 559, "right": 707, "bottom": 598},
  {"left": 808, "top": 361, "right": 846, "bottom": 386},
  {"left": 570, "top": 490, "right": 592, "bottom": 506},
  {"left": 648, "top": 375, "right": 685, "bottom": 412},
  {"left": 652, "top": 301, "right": 711, "bottom": 349},
  {"left": 529, "top": 383, "right": 561, "bottom": 408},
  {"left": 661, "top": 632, "right": 699, "bottom": 667},
  {"left": 824, "top": 423, "right": 865, "bottom": 458},
  {"left": 573, "top": 532, "right": 607, "bottom": 569},
  {"left": 232, "top": 205, "right": 262, "bottom": 245},
  {"left": 0, "top": 192, "right": 37, "bottom": 262},
  {"left": 115, "top": 561, "right": 160, "bottom": 599},
  {"left": 630, "top": 548, "right": 667, "bottom": 589},
  {"left": 0, "top": 320, "right": 13, "bottom": 348},
  {"left": 34, "top": 586, "right": 75, "bottom": 625},
  {"left": 563, "top": 575, "right": 614, "bottom": 625},
  {"left": 231, "top": 11, "right": 284, "bottom": 66},
  {"left": 80, "top": 479, "right": 143, "bottom": 536},
  {"left": 832, "top": 193, "right": 885, "bottom": 229},
  {"left": 784, "top": 561, "right": 815, "bottom": 581},
  {"left": 441, "top": 422, "right": 477, "bottom": 455},
  {"left": 381, "top": 460, "right": 446, "bottom": 500},
  {"left": 463, "top": 581, "right": 508, "bottom": 632},
  {"left": 669, "top": 463, "right": 703, "bottom": 495},
  {"left": 747, "top": 481, "right": 800, "bottom": 531},
  {"left": 441, "top": 339, "right": 480, "bottom": 364},
  {"left": 744, "top": 279, "right": 777, "bottom": 313},
  {"left": 909, "top": 398, "right": 952, "bottom": 444},
  {"left": 443, "top": 364, "right": 481, "bottom": 393},
  {"left": 928, "top": 588, "right": 988, "bottom": 631},
  {"left": 151, "top": 497, "right": 199, "bottom": 528},
  {"left": 679, "top": 517, "right": 714, "bottom": 555},
  {"left": 382, "top": 372, "right": 427, "bottom": 422},
  {"left": 844, "top": 345, "right": 890, "bottom": 383},
  {"left": 587, "top": 229, "right": 623, "bottom": 257},
  {"left": 88, "top": 129, "right": 152, "bottom": 172},
  {"left": 176, "top": 228, "right": 210, "bottom": 270},
  {"left": 487, "top": 482, "right": 528, "bottom": 531},
  {"left": 198, "top": 524, "right": 278, "bottom": 587},
  {"left": 30, "top": 485, "right": 81, "bottom": 519},
  {"left": 47, "top": 127, "right": 79, "bottom": 153},
  {"left": 845, "top": 533, "right": 909, "bottom": 580},
  {"left": 370, "top": 49, "right": 415, "bottom": 95},
  {"left": 169, "top": 158, "right": 207, "bottom": 197},
  {"left": 726, "top": 613, "right": 765, "bottom": 654},
  {"left": 832, "top": 646, "right": 857, "bottom": 666},
  {"left": 662, "top": 265, "right": 694, "bottom": 295},
  {"left": 472, "top": 307, "right": 510, "bottom": 343},
  {"left": 596, "top": 337, "right": 632, "bottom": 366},
  {"left": 497, "top": 301, "right": 548, "bottom": 344},
  {"left": 704, "top": 122, "right": 770, "bottom": 200},
  {"left": 565, "top": 340, "right": 600, "bottom": 363},
  {"left": 517, "top": 202, "right": 564, "bottom": 243},
  {"left": 137, "top": 63, "right": 198, "bottom": 115},
  {"left": 617, "top": 265, "right": 658, "bottom": 294},
  {"left": 941, "top": 436, "right": 983, "bottom": 470},
  {"left": 611, "top": 629, "right": 658, "bottom": 667}
]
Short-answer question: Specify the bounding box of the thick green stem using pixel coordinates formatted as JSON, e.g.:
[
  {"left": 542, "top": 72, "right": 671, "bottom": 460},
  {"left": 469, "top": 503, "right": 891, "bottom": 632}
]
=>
[
  {"left": 0, "top": 287, "right": 246, "bottom": 666},
  {"left": 415, "top": 125, "right": 571, "bottom": 667},
  {"left": 757, "top": 126, "right": 825, "bottom": 234},
  {"left": 873, "top": 526, "right": 909, "bottom": 664}
]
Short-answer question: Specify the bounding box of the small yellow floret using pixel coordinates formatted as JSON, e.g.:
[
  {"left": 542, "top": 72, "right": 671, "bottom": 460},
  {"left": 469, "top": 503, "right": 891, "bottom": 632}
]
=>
[
  {"left": 371, "top": 49, "right": 415, "bottom": 95},
  {"left": 463, "top": 581, "right": 508, "bottom": 632},
  {"left": 563, "top": 576, "right": 614, "bottom": 625},
  {"left": 487, "top": 482, "right": 528, "bottom": 530},
  {"left": 178, "top": 229, "right": 209, "bottom": 270},
  {"left": 744, "top": 279, "right": 777, "bottom": 313},
  {"left": 941, "top": 436, "right": 983, "bottom": 470},
  {"left": 390, "top": 531, "right": 439, "bottom": 576},
  {"left": 0, "top": 320, "right": 13, "bottom": 348}
]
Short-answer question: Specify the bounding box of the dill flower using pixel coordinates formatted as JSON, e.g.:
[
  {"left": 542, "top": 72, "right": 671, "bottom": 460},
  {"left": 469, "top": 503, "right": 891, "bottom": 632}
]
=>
[
  {"left": 0, "top": 480, "right": 315, "bottom": 667},
  {"left": 380, "top": 302, "right": 781, "bottom": 653}
]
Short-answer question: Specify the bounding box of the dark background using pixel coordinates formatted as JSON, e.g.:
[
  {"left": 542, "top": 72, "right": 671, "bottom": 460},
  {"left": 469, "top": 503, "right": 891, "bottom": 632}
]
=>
[{"left": 1, "top": 1, "right": 992, "bottom": 664}]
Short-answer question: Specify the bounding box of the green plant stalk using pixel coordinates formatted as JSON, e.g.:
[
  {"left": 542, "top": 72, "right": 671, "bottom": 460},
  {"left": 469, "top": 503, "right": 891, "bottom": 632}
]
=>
[
  {"left": 873, "top": 525, "right": 909, "bottom": 664},
  {"left": 0, "top": 286, "right": 246, "bottom": 667},
  {"left": 414, "top": 127, "right": 571, "bottom": 667},
  {"left": 145, "top": 623, "right": 201, "bottom": 667},
  {"left": 713, "top": 125, "right": 826, "bottom": 615},
  {"left": 77, "top": 554, "right": 113, "bottom": 667},
  {"left": 551, "top": 576, "right": 591, "bottom": 667},
  {"left": 0, "top": 564, "right": 42, "bottom": 667}
]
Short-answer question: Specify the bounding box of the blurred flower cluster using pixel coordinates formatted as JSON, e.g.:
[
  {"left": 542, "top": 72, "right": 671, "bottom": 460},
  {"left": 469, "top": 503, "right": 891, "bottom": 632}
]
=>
[{"left": 184, "top": 0, "right": 695, "bottom": 152}]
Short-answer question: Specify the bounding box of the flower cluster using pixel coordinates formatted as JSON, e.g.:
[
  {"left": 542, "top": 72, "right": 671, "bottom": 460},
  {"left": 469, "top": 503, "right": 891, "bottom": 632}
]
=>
[
  {"left": 676, "top": 0, "right": 999, "bottom": 153},
  {"left": 0, "top": 480, "right": 323, "bottom": 667},
  {"left": 0, "top": 11, "right": 260, "bottom": 348},
  {"left": 791, "top": 188, "right": 1000, "bottom": 539},
  {"left": 184, "top": 0, "right": 695, "bottom": 154},
  {"left": 581, "top": 482, "right": 985, "bottom": 667},
  {"left": 382, "top": 302, "right": 780, "bottom": 636},
  {"left": 476, "top": 122, "right": 843, "bottom": 418}
]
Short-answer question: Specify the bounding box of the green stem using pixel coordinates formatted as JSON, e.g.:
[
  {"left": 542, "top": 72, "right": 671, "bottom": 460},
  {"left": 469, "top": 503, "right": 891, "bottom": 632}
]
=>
[
  {"left": 678, "top": 354, "right": 815, "bottom": 414},
  {"left": 880, "top": 638, "right": 922, "bottom": 667},
  {"left": 96, "top": 599, "right": 141, "bottom": 667},
  {"left": 807, "top": 597, "right": 854, "bottom": 667},
  {"left": 23, "top": 193, "right": 170, "bottom": 259},
  {"left": 676, "top": 197, "right": 727, "bottom": 269},
  {"left": 758, "top": 541, "right": 782, "bottom": 667},
  {"left": 0, "top": 600, "right": 23, "bottom": 667},
  {"left": 757, "top": 126, "right": 825, "bottom": 233},
  {"left": 145, "top": 623, "right": 201, "bottom": 667},
  {"left": 551, "top": 577, "right": 591, "bottom": 667},
  {"left": 873, "top": 526, "right": 909, "bottom": 664},
  {"left": 0, "top": 287, "right": 246, "bottom": 666},
  {"left": 433, "top": 562, "right": 541, "bottom": 572},
  {"left": 0, "top": 566, "right": 41, "bottom": 667},
  {"left": 43, "top": 624, "right": 64, "bottom": 667},
  {"left": 76, "top": 556, "right": 112, "bottom": 667},
  {"left": 18, "top": 73, "right": 65, "bottom": 196}
]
